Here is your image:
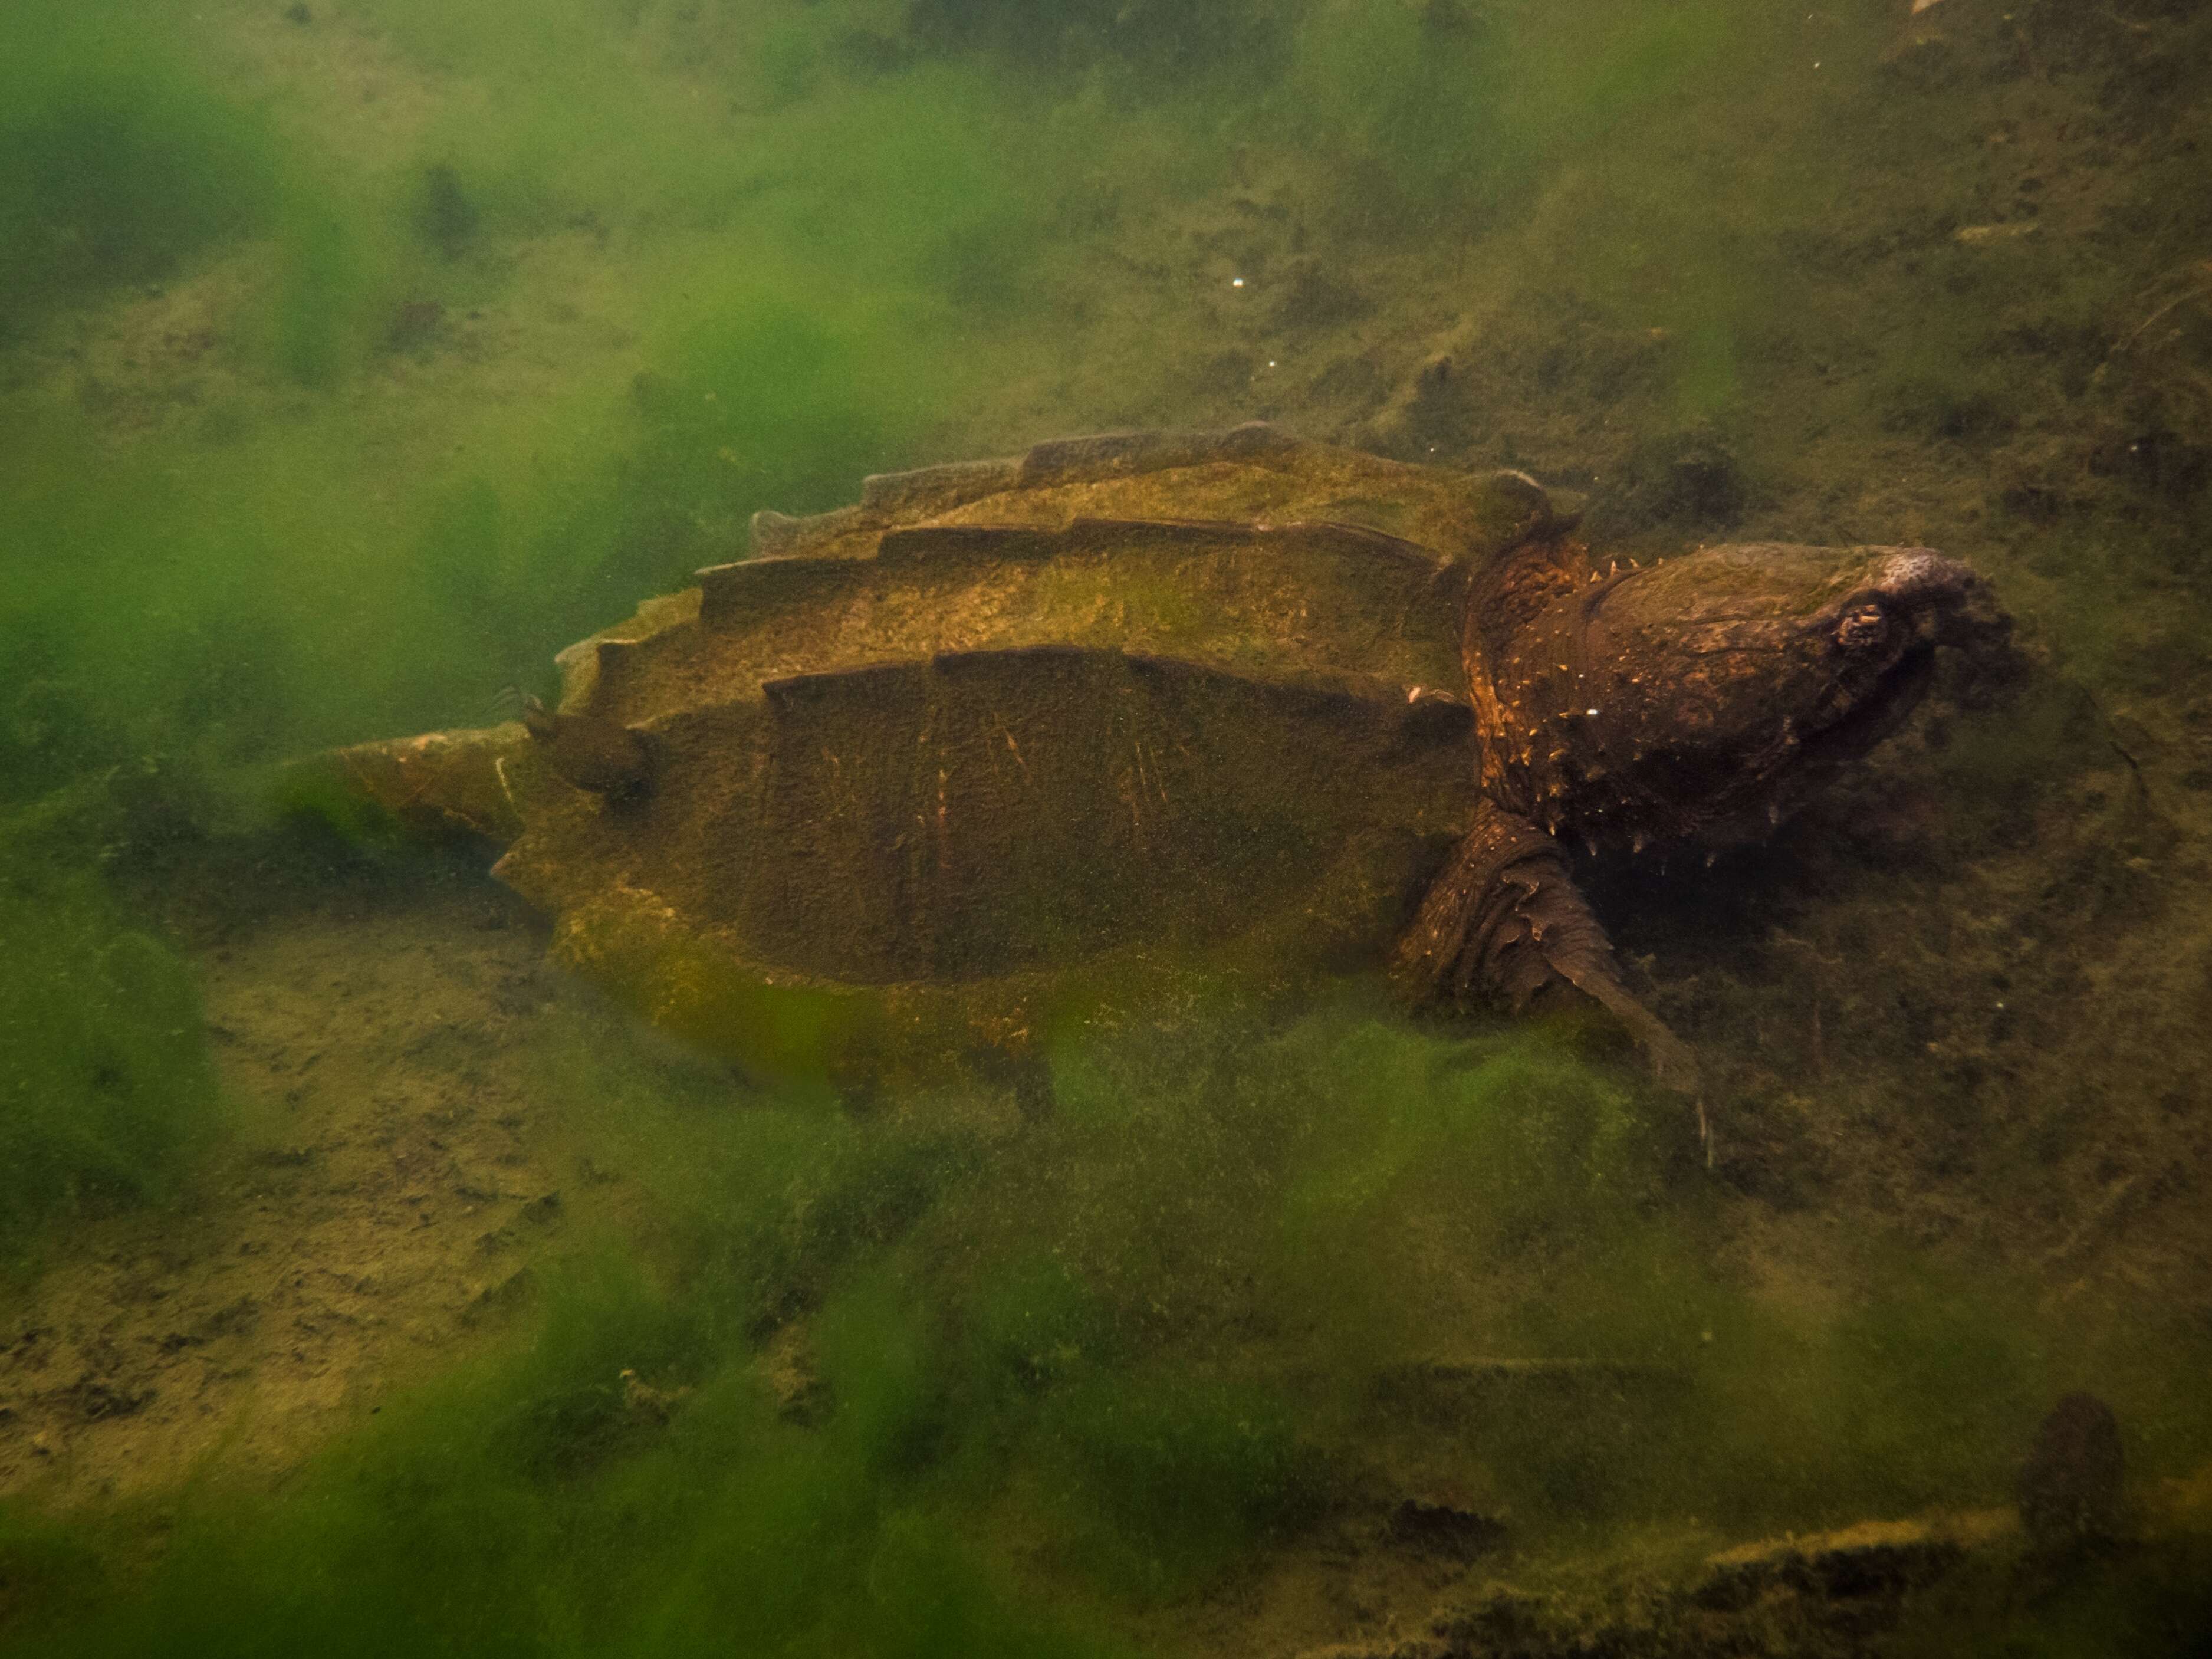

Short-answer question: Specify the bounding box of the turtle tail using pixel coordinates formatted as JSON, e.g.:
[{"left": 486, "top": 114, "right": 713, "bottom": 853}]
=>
[{"left": 275, "top": 724, "right": 531, "bottom": 848}]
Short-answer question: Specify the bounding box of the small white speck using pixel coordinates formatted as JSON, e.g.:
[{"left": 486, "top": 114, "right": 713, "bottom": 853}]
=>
[
  {"left": 1230, "top": 277, "right": 1245, "bottom": 288},
  {"left": 1266, "top": 359, "right": 1276, "bottom": 367},
  {"left": 1586, "top": 708, "right": 1599, "bottom": 717}
]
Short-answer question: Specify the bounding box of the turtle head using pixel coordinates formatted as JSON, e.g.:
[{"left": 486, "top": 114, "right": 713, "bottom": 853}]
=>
[{"left": 1493, "top": 542, "right": 2011, "bottom": 847}]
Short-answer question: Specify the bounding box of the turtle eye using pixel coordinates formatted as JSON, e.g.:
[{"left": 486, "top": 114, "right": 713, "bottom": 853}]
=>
[{"left": 1836, "top": 602, "right": 1890, "bottom": 652}]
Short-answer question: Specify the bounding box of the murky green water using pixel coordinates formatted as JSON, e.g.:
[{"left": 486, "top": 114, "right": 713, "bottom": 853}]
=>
[{"left": 4, "top": 2, "right": 2210, "bottom": 1653}]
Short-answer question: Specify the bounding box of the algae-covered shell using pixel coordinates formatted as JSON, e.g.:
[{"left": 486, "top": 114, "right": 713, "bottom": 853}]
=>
[
  {"left": 328, "top": 424, "right": 1561, "bottom": 1078},
  {"left": 317, "top": 418, "right": 2009, "bottom": 1095}
]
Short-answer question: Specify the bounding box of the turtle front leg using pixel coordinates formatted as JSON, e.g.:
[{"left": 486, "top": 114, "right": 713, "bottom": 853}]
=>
[{"left": 1390, "top": 800, "right": 1699, "bottom": 1096}]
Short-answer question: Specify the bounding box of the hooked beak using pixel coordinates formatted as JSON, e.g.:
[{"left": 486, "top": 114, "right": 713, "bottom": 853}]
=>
[
  {"left": 1863, "top": 548, "right": 2013, "bottom": 658},
  {"left": 1793, "top": 548, "right": 2018, "bottom": 777}
]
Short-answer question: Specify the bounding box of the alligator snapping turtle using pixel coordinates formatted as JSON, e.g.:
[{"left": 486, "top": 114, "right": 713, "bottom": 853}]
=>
[{"left": 316, "top": 423, "right": 2007, "bottom": 1093}]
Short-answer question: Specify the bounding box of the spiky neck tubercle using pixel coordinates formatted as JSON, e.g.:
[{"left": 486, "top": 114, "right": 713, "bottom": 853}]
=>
[{"left": 1467, "top": 558, "right": 1675, "bottom": 847}]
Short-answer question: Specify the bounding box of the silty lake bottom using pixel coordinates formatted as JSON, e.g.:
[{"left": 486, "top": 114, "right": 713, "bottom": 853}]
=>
[{"left": 2, "top": 1, "right": 2210, "bottom": 1653}]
